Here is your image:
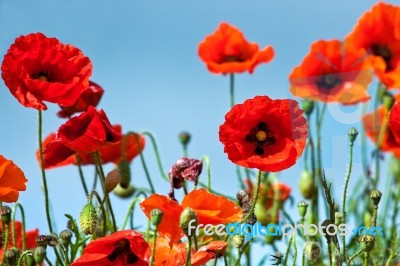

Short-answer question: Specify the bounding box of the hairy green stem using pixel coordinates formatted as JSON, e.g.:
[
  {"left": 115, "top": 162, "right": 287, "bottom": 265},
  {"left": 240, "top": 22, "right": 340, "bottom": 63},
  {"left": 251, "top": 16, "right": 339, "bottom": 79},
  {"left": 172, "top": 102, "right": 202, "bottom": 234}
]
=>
[
  {"left": 347, "top": 249, "right": 363, "bottom": 264},
  {"left": 240, "top": 170, "right": 261, "bottom": 223},
  {"left": 17, "top": 250, "right": 31, "bottom": 266},
  {"left": 75, "top": 155, "right": 89, "bottom": 196},
  {"left": 121, "top": 197, "right": 142, "bottom": 230},
  {"left": 133, "top": 133, "right": 156, "bottom": 194},
  {"left": 230, "top": 73, "right": 235, "bottom": 108},
  {"left": 142, "top": 131, "right": 168, "bottom": 181},
  {"left": 149, "top": 226, "right": 158, "bottom": 265},
  {"left": 283, "top": 236, "right": 293, "bottom": 266},
  {"left": 12, "top": 203, "right": 26, "bottom": 250},
  {"left": 185, "top": 237, "right": 192, "bottom": 266}
]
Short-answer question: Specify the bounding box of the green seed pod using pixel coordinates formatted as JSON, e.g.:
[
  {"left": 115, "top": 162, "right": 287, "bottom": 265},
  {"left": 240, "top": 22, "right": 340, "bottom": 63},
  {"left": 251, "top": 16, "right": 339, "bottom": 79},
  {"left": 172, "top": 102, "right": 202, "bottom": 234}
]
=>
[
  {"left": 299, "top": 170, "right": 315, "bottom": 199},
  {"left": 297, "top": 201, "right": 309, "bottom": 218},
  {"left": 303, "top": 241, "right": 321, "bottom": 262},
  {"left": 150, "top": 209, "right": 163, "bottom": 227},
  {"left": 79, "top": 202, "right": 98, "bottom": 235},
  {"left": 370, "top": 189, "right": 382, "bottom": 206},
  {"left": 179, "top": 131, "right": 191, "bottom": 146},
  {"left": 383, "top": 93, "right": 395, "bottom": 110},
  {"left": 113, "top": 183, "right": 135, "bottom": 198}
]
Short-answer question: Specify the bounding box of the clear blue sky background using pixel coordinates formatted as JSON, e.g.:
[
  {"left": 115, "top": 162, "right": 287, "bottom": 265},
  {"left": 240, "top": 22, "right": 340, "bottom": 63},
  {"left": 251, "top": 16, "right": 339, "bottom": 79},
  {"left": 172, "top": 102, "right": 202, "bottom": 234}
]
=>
[{"left": 0, "top": 0, "right": 397, "bottom": 264}]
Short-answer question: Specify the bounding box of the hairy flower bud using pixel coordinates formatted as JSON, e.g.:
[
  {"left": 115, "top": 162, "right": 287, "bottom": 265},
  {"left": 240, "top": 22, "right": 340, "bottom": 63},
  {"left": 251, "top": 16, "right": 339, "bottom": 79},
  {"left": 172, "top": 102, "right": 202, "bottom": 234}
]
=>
[
  {"left": 348, "top": 127, "right": 358, "bottom": 144},
  {"left": 0, "top": 205, "right": 12, "bottom": 225},
  {"left": 360, "top": 235, "right": 375, "bottom": 252},
  {"left": 303, "top": 241, "right": 321, "bottom": 262},
  {"left": 105, "top": 168, "right": 121, "bottom": 193},
  {"left": 79, "top": 202, "right": 98, "bottom": 235},
  {"left": 297, "top": 201, "right": 308, "bottom": 218},
  {"left": 370, "top": 189, "right": 382, "bottom": 206},
  {"left": 299, "top": 170, "right": 315, "bottom": 199},
  {"left": 180, "top": 208, "right": 197, "bottom": 236},
  {"left": 179, "top": 131, "right": 191, "bottom": 146},
  {"left": 34, "top": 246, "right": 46, "bottom": 264},
  {"left": 118, "top": 160, "right": 131, "bottom": 189},
  {"left": 113, "top": 183, "right": 135, "bottom": 198},
  {"left": 4, "top": 248, "right": 18, "bottom": 266},
  {"left": 150, "top": 209, "right": 163, "bottom": 227},
  {"left": 231, "top": 235, "right": 245, "bottom": 248},
  {"left": 302, "top": 99, "right": 314, "bottom": 116},
  {"left": 59, "top": 230, "right": 73, "bottom": 247}
]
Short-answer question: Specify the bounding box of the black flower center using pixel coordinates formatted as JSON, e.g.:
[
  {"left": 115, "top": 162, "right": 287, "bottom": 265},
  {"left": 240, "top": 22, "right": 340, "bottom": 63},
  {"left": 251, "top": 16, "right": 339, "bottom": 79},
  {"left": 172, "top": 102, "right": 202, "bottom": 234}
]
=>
[
  {"left": 32, "top": 71, "right": 50, "bottom": 82},
  {"left": 316, "top": 74, "right": 342, "bottom": 90},
  {"left": 107, "top": 238, "right": 139, "bottom": 264},
  {"left": 223, "top": 55, "right": 244, "bottom": 63},
  {"left": 370, "top": 44, "right": 393, "bottom": 71},
  {"left": 245, "top": 122, "right": 276, "bottom": 155}
]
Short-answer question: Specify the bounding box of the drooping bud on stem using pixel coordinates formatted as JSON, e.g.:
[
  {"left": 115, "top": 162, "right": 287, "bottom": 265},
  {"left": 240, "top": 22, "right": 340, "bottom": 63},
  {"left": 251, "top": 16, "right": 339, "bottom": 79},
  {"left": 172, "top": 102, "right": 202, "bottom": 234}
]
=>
[
  {"left": 113, "top": 183, "right": 135, "bottom": 198},
  {"left": 299, "top": 170, "right": 314, "bottom": 199},
  {"left": 179, "top": 131, "right": 191, "bottom": 146},
  {"left": 59, "top": 230, "right": 73, "bottom": 247},
  {"left": 360, "top": 235, "right": 375, "bottom": 252},
  {"left": 0, "top": 205, "right": 12, "bottom": 225},
  {"left": 33, "top": 246, "right": 46, "bottom": 264},
  {"left": 370, "top": 189, "right": 382, "bottom": 206},
  {"left": 105, "top": 168, "right": 121, "bottom": 193}
]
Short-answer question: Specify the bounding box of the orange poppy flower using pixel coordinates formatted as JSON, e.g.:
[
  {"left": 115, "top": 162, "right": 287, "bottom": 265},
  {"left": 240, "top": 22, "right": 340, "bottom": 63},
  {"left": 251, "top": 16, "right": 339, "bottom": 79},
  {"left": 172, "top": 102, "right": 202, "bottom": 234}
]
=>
[
  {"left": 219, "top": 96, "right": 308, "bottom": 172},
  {"left": 289, "top": 40, "right": 373, "bottom": 105},
  {"left": 39, "top": 125, "right": 144, "bottom": 169},
  {"left": 71, "top": 230, "right": 150, "bottom": 266},
  {"left": 152, "top": 237, "right": 187, "bottom": 266},
  {"left": 0, "top": 221, "right": 39, "bottom": 258},
  {"left": 140, "top": 188, "right": 242, "bottom": 245},
  {"left": 1, "top": 33, "right": 92, "bottom": 110},
  {"left": 363, "top": 105, "right": 400, "bottom": 158},
  {"left": 191, "top": 241, "right": 227, "bottom": 266},
  {"left": 346, "top": 2, "right": 400, "bottom": 89},
  {"left": 0, "top": 155, "right": 27, "bottom": 203},
  {"left": 198, "top": 22, "right": 274, "bottom": 74}
]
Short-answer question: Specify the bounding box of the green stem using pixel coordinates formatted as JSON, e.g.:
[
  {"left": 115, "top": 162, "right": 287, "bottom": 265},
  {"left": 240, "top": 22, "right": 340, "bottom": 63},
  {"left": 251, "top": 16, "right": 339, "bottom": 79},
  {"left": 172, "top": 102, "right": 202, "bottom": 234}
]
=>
[
  {"left": 17, "top": 251, "right": 31, "bottom": 266},
  {"left": 93, "top": 152, "right": 117, "bottom": 232},
  {"left": 193, "top": 233, "right": 198, "bottom": 251},
  {"left": 12, "top": 203, "right": 26, "bottom": 250},
  {"left": 363, "top": 251, "right": 369, "bottom": 266},
  {"left": 230, "top": 74, "right": 235, "bottom": 108},
  {"left": 142, "top": 131, "right": 168, "bottom": 181},
  {"left": 185, "top": 237, "right": 192, "bottom": 266},
  {"left": 75, "top": 155, "right": 89, "bottom": 196},
  {"left": 302, "top": 247, "right": 306, "bottom": 266},
  {"left": 149, "top": 226, "right": 158, "bottom": 265},
  {"left": 38, "top": 110, "right": 53, "bottom": 233},
  {"left": 292, "top": 234, "right": 297, "bottom": 266},
  {"left": 328, "top": 242, "right": 332, "bottom": 266},
  {"left": 347, "top": 249, "right": 363, "bottom": 264},
  {"left": 240, "top": 170, "right": 261, "bottom": 223},
  {"left": 90, "top": 191, "right": 107, "bottom": 237},
  {"left": 283, "top": 236, "right": 293, "bottom": 266},
  {"left": 134, "top": 134, "right": 155, "bottom": 194},
  {"left": 45, "top": 256, "right": 53, "bottom": 266},
  {"left": 341, "top": 140, "right": 354, "bottom": 261},
  {"left": 236, "top": 241, "right": 250, "bottom": 266},
  {"left": 2, "top": 223, "right": 9, "bottom": 264},
  {"left": 361, "top": 103, "right": 369, "bottom": 177},
  {"left": 121, "top": 197, "right": 142, "bottom": 230},
  {"left": 201, "top": 156, "right": 211, "bottom": 191},
  {"left": 182, "top": 144, "right": 188, "bottom": 158}
]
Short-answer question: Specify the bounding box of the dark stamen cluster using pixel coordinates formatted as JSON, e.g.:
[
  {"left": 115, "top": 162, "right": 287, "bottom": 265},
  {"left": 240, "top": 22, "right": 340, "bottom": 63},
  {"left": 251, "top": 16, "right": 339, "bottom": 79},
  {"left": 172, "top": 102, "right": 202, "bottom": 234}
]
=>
[{"left": 245, "top": 122, "right": 276, "bottom": 155}]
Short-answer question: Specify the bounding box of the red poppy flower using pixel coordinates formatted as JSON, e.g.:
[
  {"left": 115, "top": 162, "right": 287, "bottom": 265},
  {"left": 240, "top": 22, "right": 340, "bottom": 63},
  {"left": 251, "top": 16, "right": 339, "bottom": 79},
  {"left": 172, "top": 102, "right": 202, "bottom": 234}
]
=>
[
  {"left": 0, "top": 221, "right": 39, "bottom": 258},
  {"left": 140, "top": 188, "right": 242, "bottom": 245},
  {"left": 219, "top": 96, "right": 308, "bottom": 172},
  {"left": 1, "top": 33, "right": 92, "bottom": 110},
  {"left": 389, "top": 101, "right": 400, "bottom": 145},
  {"left": 346, "top": 2, "right": 400, "bottom": 89},
  {"left": 363, "top": 105, "right": 400, "bottom": 158},
  {"left": 0, "top": 155, "right": 27, "bottom": 203},
  {"left": 198, "top": 22, "right": 274, "bottom": 74},
  {"left": 39, "top": 126, "right": 144, "bottom": 169},
  {"left": 71, "top": 230, "right": 150, "bottom": 266},
  {"left": 245, "top": 179, "right": 291, "bottom": 209},
  {"left": 289, "top": 40, "right": 373, "bottom": 105},
  {"left": 57, "top": 81, "right": 104, "bottom": 118},
  {"left": 191, "top": 241, "right": 227, "bottom": 266}
]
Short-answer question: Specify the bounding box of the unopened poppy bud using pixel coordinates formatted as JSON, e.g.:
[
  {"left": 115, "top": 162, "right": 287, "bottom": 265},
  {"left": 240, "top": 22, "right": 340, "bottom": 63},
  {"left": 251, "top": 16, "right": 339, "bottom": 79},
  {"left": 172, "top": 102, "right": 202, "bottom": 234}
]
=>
[
  {"left": 370, "top": 189, "right": 382, "bottom": 206},
  {"left": 348, "top": 128, "right": 358, "bottom": 144},
  {"left": 360, "top": 235, "right": 375, "bottom": 252},
  {"left": 150, "top": 209, "right": 163, "bottom": 227},
  {"left": 35, "top": 235, "right": 49, "bottom": 247},
  {"left": 34, "top": 246, "right": 46, "bottom": 264},
  {"left": 0, "top": 205, "right": 12, "bottom": 225},
  {"left": 383, "top": 93, "right": 394, "bottom": 110},
  {"left": 297, "top": 201, "right": 308, "bottom": 218},
  {"left": 118, "top": 160, "right": 131, "bottom": 189},
  {"left": 180, "top": 208, "right": 197, "bottom": 236},
  {"left": 179, "top": 131, "right": 191, "bottom": 146},
  {"left": 334, "top": 212, "right": 342, "bottom": 226},
  {"left": 113, "top": 183, "right": 135, "bottom": 198},
  {"left": 231, "top": 235, "right": 245, "bottom": 248},
  {"left": 299, "top": 170, "right": 315, "bottom": 199},
  {"left": 302, "top": 99, "right": 314, "bottom": 115},
  {"left": 105, "top": 168, "right": 121, "bottom": 193},
  {"left": 59, "top": 230, "right": 73, "bottom": 247},
  {"left": 4, "top": 248, "right": 18, "bottom": 266},
  {"left": 24, "top": 252, "right": 34, "bottom": 266},
  {"left": 79, "top": 202, "right": 98, "bottom": 235},
  {"left": 303, "top": 241, "right": 321, "bottom": 262}
]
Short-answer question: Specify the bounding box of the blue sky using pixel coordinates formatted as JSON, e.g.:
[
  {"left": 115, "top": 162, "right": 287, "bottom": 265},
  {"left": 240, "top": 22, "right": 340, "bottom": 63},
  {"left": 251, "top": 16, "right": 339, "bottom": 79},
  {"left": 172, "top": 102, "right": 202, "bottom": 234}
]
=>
[{"left": 0, "top": 0, "right": 397, "bottom": 263}]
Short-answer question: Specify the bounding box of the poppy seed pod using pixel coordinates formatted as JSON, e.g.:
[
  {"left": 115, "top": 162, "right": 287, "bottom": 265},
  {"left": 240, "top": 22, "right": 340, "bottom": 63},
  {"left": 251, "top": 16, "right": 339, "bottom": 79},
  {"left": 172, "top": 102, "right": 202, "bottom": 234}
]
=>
[
  {"left": 34, "top": 246, "right": 47, "bottom": 264},
  {"left": 150, "top": 209, "right": 163, "bottom": 227},
  {"left": 370, "top": 189, "right": 382, "bottom": 205},
  {"left": 179, "top": 131, "right": 191, "bottom": 146},
  {"left": 299, "top": 170, "right": 315, "bottom": 199},
  {"left": 348, "top": 127, "right": 358, "bottom": 144},
  {"left": 79, "top": 202, "right": 98, "bottom": 235},
  {"left": 180, "top": 208, "right": 197, "bottom": 236},
  {"left": 303, "top": 241, "right": 321, "bottom": 262},
  {"left": 0, "top": 205, "right": 12, "bottom": 225},
  {"left": 297, "top": 201, "right": 309, "bottom": 218},
  {"left": 105, "top": 168, "right": 121, "bottom": 193},
  {"left": 301, "top": 99, "right": 314, "bottom": 115},
  {"left": 118, "top": 160, "right": 131, "bottom": 189}
]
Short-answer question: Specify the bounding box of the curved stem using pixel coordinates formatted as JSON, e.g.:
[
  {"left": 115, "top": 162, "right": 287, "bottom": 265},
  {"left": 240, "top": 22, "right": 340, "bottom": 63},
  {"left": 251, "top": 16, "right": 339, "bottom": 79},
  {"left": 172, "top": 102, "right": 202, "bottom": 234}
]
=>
[
  {"left": 2, "top": 223, "right": 9, "bottom": 263},
  {"left": 93, "top": 152, "right": 117, "bottom": 232},
  {"left": 229, "top": 74, "right": 235, "bottom": 108},
  {"left": 347, "top": 249, "right": 363, "bottom": 264},
  {"left": 121, "top": 197, "right": 142, "bottom": 230},
  {"left": 341, "top": 141, "right": 354, "bottom": 261},
  {"left": 17, "top": 250, "right": 32, "bottom": 266},
  {"left": 142, "top": 131, "right": 168, "bottom": 181},
  {"left": 292, "top": 234, "right": 297, "bottom": 266},
  {"left": 132, "top": 133, "right": 155, "bottom": 194},
  {"left": 240, "top": 170, "right": 261, "bottom": 223},
  {"left": 75, "top": 155, "right": 89, "bottom": 196},
  {"left": 12, "top": 203, "right": 26, "bottom": 250},
  {"left": 283, "top": 236, "right": 293, "bottom": 266},
  {"left": 185, "top": 237, "right": 192, "bottom": 266},
  {"left": 201, "top": 156, "right": 211, "bottom": 191}
]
